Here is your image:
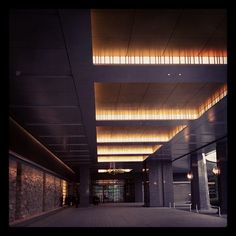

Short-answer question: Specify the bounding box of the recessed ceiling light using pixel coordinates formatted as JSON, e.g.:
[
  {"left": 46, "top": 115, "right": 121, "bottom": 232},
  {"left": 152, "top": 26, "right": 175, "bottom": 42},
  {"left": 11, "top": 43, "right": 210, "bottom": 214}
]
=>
[
  {"left": 167, "top": 73, "right": 171, "bottom": 76},
  {"left": 178, "top": 73, "right": 182, "bottom": 76}
]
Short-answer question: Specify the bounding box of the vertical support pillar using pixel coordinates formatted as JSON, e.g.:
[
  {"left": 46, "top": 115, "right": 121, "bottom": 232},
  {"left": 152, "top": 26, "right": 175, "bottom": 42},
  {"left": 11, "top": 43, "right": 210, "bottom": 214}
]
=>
[
  {"left": 216, "top": 140, "right": 227, "bottom": 214},
  {"left": 134, "top": 174, "right": 143, "bottom": 202},
  {"left": 162, "top": 160, "right": 174, "bottom": 207},
  {"left": 190, "top": 152, "right": 211, "bottom": 210},
  {"left": 143, "top": 161, "right": 150, "bottom": 206},
  {"left": 79, "top": 165, "right": 90, "bottom": 206},
  {"left": 143, "top": 159, "right": 174, "bottom": 207},
  {"left": 148, "top": 160, "right": 163, "bottom": 206}
]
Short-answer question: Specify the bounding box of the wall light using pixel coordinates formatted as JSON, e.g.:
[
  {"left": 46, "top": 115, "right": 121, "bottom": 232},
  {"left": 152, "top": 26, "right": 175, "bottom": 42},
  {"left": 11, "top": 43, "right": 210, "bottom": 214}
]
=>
[
  {"left": 187, "top": 172, "right": 193, "bottom": 180},
  {"left": 212, "top": 166, "right": 221, "bottom": 175}
]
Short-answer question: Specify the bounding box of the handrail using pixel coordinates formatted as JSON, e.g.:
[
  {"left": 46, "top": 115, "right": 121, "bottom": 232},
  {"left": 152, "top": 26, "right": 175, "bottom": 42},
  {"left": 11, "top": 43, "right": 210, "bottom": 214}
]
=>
[{"left": 172, "top": 202, "right": 192, "bottom": 212}]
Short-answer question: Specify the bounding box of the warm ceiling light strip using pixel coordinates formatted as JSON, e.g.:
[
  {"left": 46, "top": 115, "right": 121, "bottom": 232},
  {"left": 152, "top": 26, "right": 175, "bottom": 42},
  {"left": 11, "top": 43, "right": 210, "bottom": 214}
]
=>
[
  {"left": 169, "top": 125, "right": 187, "bottom": 139},
  {"left": 97, "top": 134, "right": 169, "bottom": 143},
  {"left": 98, "top": 169, "right": 132, "bottom": 173},
  {"left": 98, "top": 155, "right": 148, "bottom": 162},
  {"left": 198, "top": 84, "right": 227, "bottom": 116},
  {"left": 96, "top": 125, "right": 186, "bottom": 143},
  {"left": 96, "top": 109, "right": 198, "bottom": 120},
  {"left": 96, "top": 85, "right": 227, "bottom": 121},
  {"left": 97, "top": 145, "right": 162, "bottom": 155},
  {"left": 93, "top": 56, "right": 227, "bottom": 65}
]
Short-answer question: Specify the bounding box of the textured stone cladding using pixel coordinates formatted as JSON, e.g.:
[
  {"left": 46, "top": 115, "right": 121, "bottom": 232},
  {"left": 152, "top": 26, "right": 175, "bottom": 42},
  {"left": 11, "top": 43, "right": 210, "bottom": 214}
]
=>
[
  {"left": 9, "top": 159, "right": 17, "bottom": 223},
  {"left": 9, "top": 157, "right": 67, "bottom": 224},
  {"left": 54, "top": 177, "right": 62, "bottom": 207},
  {"left": 44, "top": 174, "right": 62, "bottom": 211},
  {"left": 20, "top": 164, "right": 44, "bottom": 219}
]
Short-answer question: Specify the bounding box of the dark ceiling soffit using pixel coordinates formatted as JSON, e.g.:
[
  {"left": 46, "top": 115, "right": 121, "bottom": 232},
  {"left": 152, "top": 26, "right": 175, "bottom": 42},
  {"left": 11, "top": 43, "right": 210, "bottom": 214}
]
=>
[
  {"left": 91, "top": 65, "right": 227, "bottom": 83},
  {"left": 9, "top": 117, "right": 76, "bottom": 180},
  {"left": 9, "top": 150, "right": 72, "bottom": 182}
]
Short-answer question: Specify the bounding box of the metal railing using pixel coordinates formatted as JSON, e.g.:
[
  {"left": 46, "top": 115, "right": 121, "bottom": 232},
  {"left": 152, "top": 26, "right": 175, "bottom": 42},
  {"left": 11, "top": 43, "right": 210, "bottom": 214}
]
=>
[
  {"left": 170, "top": 202, "right": 221, "bottom": 217},
  {"left": 170, "top": 202, "right": 192, "bottom": 212}
]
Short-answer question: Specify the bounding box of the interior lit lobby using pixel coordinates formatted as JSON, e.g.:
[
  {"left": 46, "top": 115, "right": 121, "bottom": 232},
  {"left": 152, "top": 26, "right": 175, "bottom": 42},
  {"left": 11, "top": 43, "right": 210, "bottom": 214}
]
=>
[{"left": 9, "top": 9, "right": 228, "bottom": 228}]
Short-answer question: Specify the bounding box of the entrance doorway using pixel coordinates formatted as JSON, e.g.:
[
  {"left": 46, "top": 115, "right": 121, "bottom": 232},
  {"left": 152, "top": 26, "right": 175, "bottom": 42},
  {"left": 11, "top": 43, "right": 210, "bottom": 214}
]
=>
[{"left": 92, "top": 179, "right": 125, "bottom": 203}]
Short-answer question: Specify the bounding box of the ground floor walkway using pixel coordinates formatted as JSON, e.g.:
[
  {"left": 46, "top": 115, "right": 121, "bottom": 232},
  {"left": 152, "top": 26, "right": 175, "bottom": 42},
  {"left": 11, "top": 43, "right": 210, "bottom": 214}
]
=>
[{"left": 12, "top": 203, "right": 227, "bottom": 227}]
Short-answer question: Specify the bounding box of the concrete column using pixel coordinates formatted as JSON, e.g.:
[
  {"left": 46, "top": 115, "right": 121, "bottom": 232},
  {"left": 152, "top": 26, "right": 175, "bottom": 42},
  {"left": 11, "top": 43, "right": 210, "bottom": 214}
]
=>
[
  {"left": 143, "top": 161, "right": 149, "bottom": 206},
  {"left": 134, "top": 176, "right": 143, "bottom": 202},
  {"left": 216, "top": 140, "right": 227, "bottom": 214},
  {"left": 79, "top": 165, "right": 90, "bottom": 206},
  {"left": 68, "top": 183, "right": 74, "bottom": 197},
  {"left": 144, "top": 159, "right": 174, "bottom": 207},
  {"left": 162, "top": 161, "right": 174, "bottom": 207},
  {"left": 147, "top": 160, "right": 162, "bottom": 206},
  {"left": 190, "top": 152, "right": 211, "bottom": 210}
]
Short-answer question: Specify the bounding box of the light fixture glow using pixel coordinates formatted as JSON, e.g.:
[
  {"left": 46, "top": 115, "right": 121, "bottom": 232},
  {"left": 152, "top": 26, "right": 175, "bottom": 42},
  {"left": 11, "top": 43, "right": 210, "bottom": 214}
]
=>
[
  {"left": 187, "top": 172, "right": 193, "bottom": 180},
  {"left": 96, "top": 108, "right": 198, "bottom": 121},
  {"left": 96, "top": 126, "right": 186, "bottom": 143},
  {"left": 93, "top": 56, "right": 227, "bottom": 65},
  {"left": 62, "top": 180, "right": 67, "bottom": 205},
  {"left": 98, "top": 155, "right": 148, "bottom": 162},
  {"left": 97, "top": 145, "right": 162, "bottom": 155},
  {"left": 198, "top": 84, "right": 227, "bottom": 116},
  {"left": 95, "top": 84, "right": 227, "bottom": 121},
  {"left": 97, "top": 133, "right": 168, "bottom": 143},
  {"left": 98, "top": 168, "right": 132, "bottom": 173},
  {"left": 212, "top": 166, "right": 220, "bottom": 175}
]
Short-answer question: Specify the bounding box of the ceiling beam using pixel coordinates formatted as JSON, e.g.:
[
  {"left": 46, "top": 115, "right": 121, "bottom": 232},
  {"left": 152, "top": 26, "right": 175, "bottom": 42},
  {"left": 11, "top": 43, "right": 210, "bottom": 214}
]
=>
[{"left": 89, "top": 65, "right": 226, "bottom": 83}]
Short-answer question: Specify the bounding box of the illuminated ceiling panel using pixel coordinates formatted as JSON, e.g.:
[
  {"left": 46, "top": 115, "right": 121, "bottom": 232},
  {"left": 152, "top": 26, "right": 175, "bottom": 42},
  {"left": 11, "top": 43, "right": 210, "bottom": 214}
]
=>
[
  {"left": 92, "top": 9, "right": 226, "bottom": 164},
  {"left": 97, "top": 144, "right": 161, "bottom": 155},
  {"left": 93, "top": 56, "right": 227, "bottom": 65},
  {"left": 98, "top": 155, "right": 148, "bottom": 162},
  {"left": 91, "top": 9, "right": 226, "bottom": 61},
  {"left": 96, "top": 125, "right": 186, "bottom": 143},
  {"left": 95, "top": 83, "right": 227, "bottom": 121}
]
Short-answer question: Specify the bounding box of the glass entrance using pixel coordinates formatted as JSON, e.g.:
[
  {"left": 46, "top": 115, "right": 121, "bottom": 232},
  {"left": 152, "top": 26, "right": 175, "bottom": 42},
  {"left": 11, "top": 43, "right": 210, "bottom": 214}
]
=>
[{"left": 92, "top": 179, "right": 125, "bottom": 203}]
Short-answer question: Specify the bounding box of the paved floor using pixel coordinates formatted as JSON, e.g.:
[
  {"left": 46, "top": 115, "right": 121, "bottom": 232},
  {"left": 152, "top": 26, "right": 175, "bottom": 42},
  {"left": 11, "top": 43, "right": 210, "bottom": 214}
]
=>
[{"left": 16, "top": 203, "right": 227, "bottom": 227}]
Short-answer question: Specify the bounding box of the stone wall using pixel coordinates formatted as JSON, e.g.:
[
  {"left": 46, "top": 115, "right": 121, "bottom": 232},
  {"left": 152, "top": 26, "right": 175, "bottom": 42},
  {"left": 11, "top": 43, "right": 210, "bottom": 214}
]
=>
[
  {"left": 44, "top": 174, "right": 62, "bottom": 211},
  {"left": 20, "top": 165, "right": 44, "bottom": 219},
  {"left": 9, "top": 157, "right": 68, "bottom": 224},
  {"left": 54, "top": 177, "right": 61, "bottom": 207},
  {"left": 9, "top": 159, "right": 17, "bottom": 223},
  {"left": 44, "top": 173, "right": 55, "bottom": 211}
]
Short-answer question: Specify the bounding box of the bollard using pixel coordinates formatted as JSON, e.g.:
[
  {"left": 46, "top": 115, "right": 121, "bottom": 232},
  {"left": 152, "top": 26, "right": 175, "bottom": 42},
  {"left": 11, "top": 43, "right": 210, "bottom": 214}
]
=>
[
  {"left": 196, "top": 204, "right": 199, "bottom": 213},
  {"left": 173, "top": 202, "right": 175, "bottom": 208},
  {"left": 189, "top": 204, "right": 192, "bottom": 212},
  {"left": 218, "top": 207, "right": 221, "bottom": 217},
  {"left": 169, "top": 202, "right": 171, "bottom": 208}
]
